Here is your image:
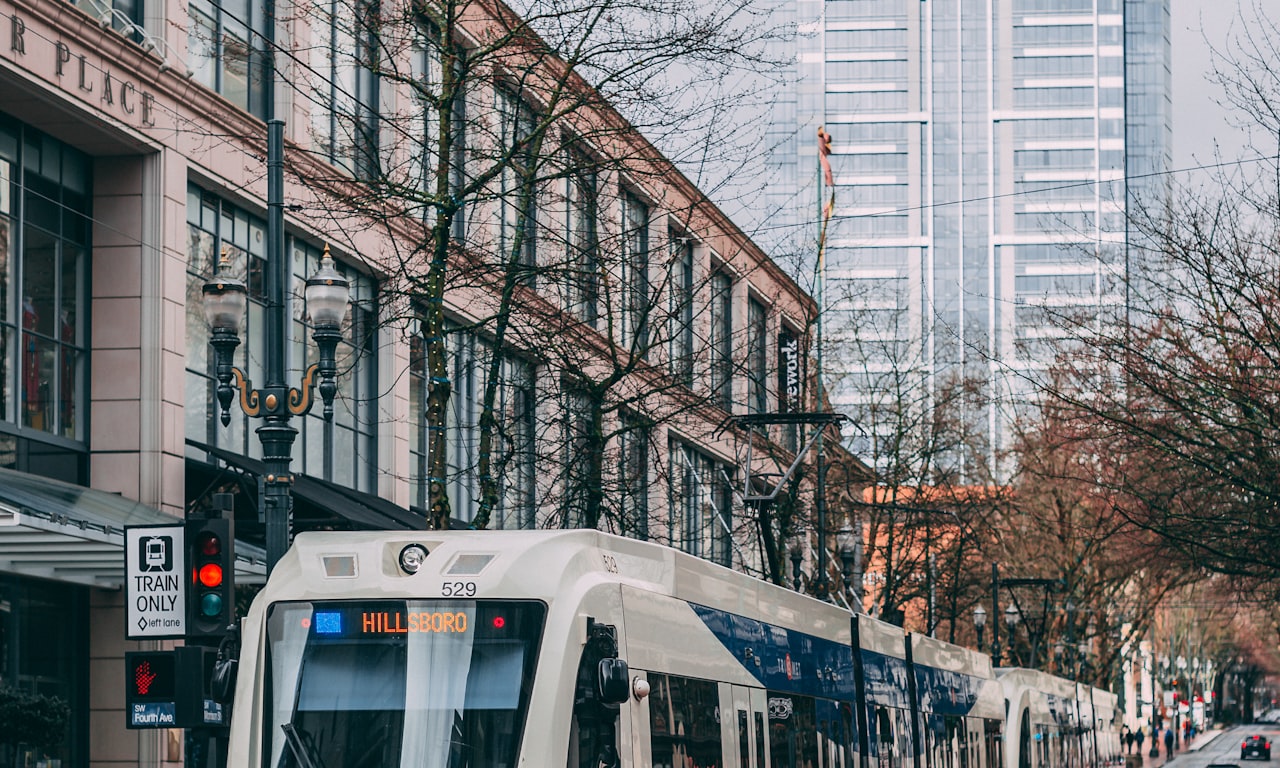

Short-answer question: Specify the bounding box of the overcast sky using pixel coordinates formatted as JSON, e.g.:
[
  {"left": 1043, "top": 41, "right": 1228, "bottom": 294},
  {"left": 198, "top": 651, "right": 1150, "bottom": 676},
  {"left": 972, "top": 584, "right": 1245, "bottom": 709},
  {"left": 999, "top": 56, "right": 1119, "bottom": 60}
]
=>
[{"left": 1170, "top": 0, "right": 1256, "bottom": 170}]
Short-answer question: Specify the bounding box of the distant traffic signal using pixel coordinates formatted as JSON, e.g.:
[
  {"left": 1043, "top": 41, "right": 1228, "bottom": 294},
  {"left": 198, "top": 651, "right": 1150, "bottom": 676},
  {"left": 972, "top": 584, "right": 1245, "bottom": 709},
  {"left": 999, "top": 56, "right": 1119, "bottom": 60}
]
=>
[{"left": 185, "top": 517, "right": 234, "bottom": 638}]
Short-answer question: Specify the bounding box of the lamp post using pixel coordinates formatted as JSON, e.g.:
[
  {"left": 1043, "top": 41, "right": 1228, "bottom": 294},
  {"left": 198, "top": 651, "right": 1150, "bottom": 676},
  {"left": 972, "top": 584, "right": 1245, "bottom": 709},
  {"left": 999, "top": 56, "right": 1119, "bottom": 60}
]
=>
[
  {"left": 202, "top": 119, "right": 351, "bottom": 573},
  {"left": 837, "top": 524, "right": 860, "bottom": 609},
  {"left": 789, "top": 534, "right": 805, "bottom": 592},
  {"left": 1004, "top": 603, "right": 1020, "bottom": 663},
  {"left": 973, "top": 604, "right": 987, "bottom": 652}
]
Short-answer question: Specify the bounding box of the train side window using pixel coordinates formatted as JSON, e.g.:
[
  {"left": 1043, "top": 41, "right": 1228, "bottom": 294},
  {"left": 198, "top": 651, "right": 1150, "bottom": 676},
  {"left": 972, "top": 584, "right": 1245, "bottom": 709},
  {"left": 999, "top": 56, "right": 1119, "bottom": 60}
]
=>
[
  {"left": 768, "top": 692, "right": 819, "bottom": 768},
  {"left": 816, "top": 699, "right": 854, "bottom": 768},
  {"left": 648, "top": 673, "right": 723, "bottom": 768},
  {"left": 983, "top": 716, "right": 1003, "bottom": 768},
  {"left": 875, "top": 707, "right": 896, "bottom": 768},
  {"left": 755, "top": 711, "right": 767, "bottom": 768},
  {"left": 740, "top": 709, "right": 751, "bottom": 768},
  {"left": 984, "top": 719, "right": 1003, "bottom": 768}
]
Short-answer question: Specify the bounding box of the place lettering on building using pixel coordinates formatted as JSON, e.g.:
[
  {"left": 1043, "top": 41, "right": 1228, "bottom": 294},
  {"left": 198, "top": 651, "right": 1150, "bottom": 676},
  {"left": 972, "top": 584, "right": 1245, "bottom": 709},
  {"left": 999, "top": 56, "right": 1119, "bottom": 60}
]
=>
[{"left": 5, "top": 10, "right": 157, "bottom": 127}]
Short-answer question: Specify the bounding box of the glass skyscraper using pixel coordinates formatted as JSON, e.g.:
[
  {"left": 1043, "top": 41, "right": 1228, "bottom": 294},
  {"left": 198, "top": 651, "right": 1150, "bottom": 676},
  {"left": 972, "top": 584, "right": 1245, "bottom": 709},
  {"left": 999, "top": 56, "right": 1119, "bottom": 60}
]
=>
[{"left": 755, "top": 0, "right": 1171, "bottom": 474}]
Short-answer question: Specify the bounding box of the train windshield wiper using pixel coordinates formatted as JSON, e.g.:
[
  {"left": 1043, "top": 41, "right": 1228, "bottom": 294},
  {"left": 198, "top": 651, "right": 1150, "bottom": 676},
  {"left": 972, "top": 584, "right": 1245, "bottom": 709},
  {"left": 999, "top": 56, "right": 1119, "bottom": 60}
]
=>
[{"left": 281, "top": 722, "right": 323, "bottom": 768}]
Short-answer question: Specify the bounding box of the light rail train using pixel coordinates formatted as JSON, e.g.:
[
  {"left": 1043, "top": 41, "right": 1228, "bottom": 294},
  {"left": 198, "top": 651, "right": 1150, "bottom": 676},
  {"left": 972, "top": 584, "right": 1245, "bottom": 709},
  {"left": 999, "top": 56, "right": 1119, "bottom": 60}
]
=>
[{"left": 225, "top": 529, "right": 1122, "bottom": 768}]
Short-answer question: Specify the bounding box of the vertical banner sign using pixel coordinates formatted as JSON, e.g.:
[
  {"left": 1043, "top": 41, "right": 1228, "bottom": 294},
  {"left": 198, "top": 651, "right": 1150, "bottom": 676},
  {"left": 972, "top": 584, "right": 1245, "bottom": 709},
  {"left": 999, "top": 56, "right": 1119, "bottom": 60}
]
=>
[
  {"left": 125, "top": 525, "right": 186, "bottom": 639},
  {"left": 778, "top": 329, "right": 801, "bottom": 413}
]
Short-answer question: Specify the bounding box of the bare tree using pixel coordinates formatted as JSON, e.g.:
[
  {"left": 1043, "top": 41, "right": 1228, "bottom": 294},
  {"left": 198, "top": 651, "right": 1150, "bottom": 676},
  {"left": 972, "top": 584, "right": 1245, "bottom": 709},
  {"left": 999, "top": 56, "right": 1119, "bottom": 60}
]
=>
[{"left": 265, "top": 0, "right": 793, "bottom": 533}]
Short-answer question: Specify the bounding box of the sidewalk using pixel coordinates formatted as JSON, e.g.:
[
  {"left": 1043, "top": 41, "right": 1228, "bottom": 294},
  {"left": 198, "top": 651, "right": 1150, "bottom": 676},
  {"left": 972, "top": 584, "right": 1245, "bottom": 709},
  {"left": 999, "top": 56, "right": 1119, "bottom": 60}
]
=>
[{"left": 1123, "top": 729, "right": 1226, "bottom": 768}]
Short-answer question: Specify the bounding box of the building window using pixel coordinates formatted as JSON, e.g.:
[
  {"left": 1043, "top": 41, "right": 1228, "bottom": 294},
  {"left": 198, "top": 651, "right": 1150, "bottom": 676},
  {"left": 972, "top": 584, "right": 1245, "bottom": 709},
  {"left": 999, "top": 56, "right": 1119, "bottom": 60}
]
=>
[
  {"left": 621, "top": 189, "right": 649, "bottom": 353},
  {"left": 292, "top": 241, "right": 378, "bottom": 488},
  {"left": 411, "top": 23, "right": 467, "bottom": 239},
  {"left": 561, "top": 383, "right": 593, "bottom": 528},
  {"left": 311, "top": 0, "right": 382, "bottom": 178},
  {"left": 497, "top": 86, "right": 537, "bottom": 271},
  {"left": 709, "top": 268, "right": 733, "bottom": 410},
  {"left": 0, "top": 573, "right": 89, "bottom": 767},
  {"left": 669, "top": 440, "right": 733, "bottom": 567},
  {"left": 74, "top": 0, "right": 143, "bottom": 36},
  {"left": 188, "top": 0, "right": 270, "bottom": 117},
  {"left": 185, "top": 185, "right": 379, "bottom": 492},
  {"left": 668, "top": 233, "right": 694, "bottom": 386},
  {"left": 618, "top": 414, "right": 649, "bottom": 539},
  {"left": 747, "top": 297, "right": 767, "bottom": 415},
  {"left": 414, "top": 325, "right": 536, "bottom": 526},
  {"left": 566, "top": 149, "right": 599, "bottom": 326},
  {"left": 0, "top": 117, "right": 90, "bottom": 459}
]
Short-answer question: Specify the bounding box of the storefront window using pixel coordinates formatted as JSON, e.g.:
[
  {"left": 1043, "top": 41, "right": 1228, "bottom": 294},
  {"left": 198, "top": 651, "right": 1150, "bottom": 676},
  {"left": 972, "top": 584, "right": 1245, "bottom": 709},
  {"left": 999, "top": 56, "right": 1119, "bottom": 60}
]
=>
[
  {"left": 0, "top": 574, "right": 88, "bottom": 768},
  {"left": 0, "top": 114, "right": 91, "bottom": 479}
]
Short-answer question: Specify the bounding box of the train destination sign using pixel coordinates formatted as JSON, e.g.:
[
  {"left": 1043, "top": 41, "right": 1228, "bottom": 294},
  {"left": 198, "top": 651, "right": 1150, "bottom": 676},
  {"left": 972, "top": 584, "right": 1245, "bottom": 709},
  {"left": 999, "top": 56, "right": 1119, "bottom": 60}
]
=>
[
  {"left": 360, "top": 610, "right": 469, "bottom": 634},
  {"left": 125, "top": 525, "right": 186, "bottom": 639},
  {"left": 308, "top": 609, "right": 472, "bottom": 635}
]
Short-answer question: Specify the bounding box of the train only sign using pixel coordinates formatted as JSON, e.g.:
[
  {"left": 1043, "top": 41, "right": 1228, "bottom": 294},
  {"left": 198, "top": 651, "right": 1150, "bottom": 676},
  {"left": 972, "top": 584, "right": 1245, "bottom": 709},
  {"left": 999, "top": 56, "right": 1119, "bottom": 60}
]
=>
[{"left": 125, "top": 525, "right": 186, "bottom": 639}]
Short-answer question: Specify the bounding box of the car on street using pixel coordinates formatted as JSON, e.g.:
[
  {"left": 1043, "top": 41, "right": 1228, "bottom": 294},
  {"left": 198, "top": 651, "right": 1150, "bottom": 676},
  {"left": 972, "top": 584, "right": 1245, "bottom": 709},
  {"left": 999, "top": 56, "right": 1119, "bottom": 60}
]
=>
[{"left": 1243, "top": 736, "right": 1272, "bottom": 760}]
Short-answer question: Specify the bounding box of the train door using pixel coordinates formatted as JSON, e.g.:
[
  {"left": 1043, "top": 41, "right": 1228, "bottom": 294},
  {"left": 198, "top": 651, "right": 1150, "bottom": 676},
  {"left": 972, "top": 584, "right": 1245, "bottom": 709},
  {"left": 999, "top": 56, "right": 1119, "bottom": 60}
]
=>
[{"left": 731, "top": 685, "right": 770, "bottom": 768}]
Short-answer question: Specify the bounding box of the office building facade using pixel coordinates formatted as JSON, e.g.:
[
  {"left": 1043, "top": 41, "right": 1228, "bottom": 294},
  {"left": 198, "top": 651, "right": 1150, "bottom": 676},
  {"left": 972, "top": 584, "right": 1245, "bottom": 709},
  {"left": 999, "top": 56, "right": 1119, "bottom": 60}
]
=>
[{"left": 759, "top": 0, "right": 1171, "bottom": 472}]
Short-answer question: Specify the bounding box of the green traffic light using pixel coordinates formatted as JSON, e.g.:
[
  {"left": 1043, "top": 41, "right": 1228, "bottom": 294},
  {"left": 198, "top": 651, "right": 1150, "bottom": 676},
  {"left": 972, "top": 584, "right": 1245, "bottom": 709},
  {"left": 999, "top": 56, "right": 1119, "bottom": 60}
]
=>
[{"left": 201, "top": 592, "right": 223, "bottom": 618}]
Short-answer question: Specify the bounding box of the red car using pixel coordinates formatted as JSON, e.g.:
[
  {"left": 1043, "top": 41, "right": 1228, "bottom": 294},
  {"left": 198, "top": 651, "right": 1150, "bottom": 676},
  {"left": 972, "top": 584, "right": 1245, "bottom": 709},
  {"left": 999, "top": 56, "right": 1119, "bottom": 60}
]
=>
[{"left": 1242, "top": 735, "right": 1271, "bottom": 760}]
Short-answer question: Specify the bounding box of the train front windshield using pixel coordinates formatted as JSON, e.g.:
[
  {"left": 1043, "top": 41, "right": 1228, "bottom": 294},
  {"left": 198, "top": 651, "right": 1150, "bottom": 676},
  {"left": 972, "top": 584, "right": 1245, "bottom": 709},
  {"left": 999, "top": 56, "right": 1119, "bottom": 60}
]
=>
[{"left": 263, "top": 600, "right": 545, "bottom": 768}]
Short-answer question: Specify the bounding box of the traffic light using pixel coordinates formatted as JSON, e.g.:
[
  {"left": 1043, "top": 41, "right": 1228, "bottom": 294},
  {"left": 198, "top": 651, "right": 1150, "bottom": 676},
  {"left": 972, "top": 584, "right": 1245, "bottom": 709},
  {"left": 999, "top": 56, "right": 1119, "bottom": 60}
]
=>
[{"left": 185, "top": 517, "right": 234, "bottom": 638}]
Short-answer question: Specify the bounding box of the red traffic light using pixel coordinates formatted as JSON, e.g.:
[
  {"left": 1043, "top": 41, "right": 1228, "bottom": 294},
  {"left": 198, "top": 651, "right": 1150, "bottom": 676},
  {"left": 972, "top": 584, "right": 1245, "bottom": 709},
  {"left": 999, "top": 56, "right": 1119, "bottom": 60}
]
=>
[
  {"left": 199, "top": 532, "right": 221, "bottom": 556},
  {"left": 198, "top": 562, "right": 224, "bottom": 588}
]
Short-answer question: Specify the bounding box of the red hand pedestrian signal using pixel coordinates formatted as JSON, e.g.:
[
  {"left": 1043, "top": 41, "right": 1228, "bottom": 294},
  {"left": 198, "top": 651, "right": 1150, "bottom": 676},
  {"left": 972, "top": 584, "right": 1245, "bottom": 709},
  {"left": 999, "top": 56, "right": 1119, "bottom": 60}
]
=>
[{"left": 135, "top": 661, "right": 158, "bottom": 695}]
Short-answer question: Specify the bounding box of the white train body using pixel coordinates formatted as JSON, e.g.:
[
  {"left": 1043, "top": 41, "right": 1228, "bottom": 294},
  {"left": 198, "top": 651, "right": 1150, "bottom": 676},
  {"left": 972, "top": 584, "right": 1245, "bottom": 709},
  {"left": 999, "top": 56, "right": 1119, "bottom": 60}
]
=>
[{"left": 225, "top": 529, "right": 1118, "bottom": 768}]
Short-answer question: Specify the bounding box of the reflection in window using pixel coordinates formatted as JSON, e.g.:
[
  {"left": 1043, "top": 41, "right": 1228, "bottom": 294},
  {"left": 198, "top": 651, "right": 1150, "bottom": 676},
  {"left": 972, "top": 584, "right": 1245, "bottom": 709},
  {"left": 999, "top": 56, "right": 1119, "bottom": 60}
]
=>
[
  {"left": 621, "top": 189, "right": 649, "bottom": 353},
  {"left": 0, "top": 119, "right": 90, "bottom": 446},
  {"left": 709, "top": 269, "right": 733, "bottom": 409},
  {"left": 412, "top": 323, "right": 535, "bottom": 526},
  {"left": 497, "top": 87, "right": 538, "bottom": 271},
  {"left": 566, "top": 149, "right": 599, "bottom": 326},
  {"left": 668, "top": 441, "right": 733, "bottom": 566},
  {"left": 618, "top": 413, "right": 649, "bottom": 538},
  {"left": 188, "top": 0, "right": 270, "bottom": 117},
  {"left": 184, "top": 185, "right": 379, "bottom": 492},
  {"left": 314, "top": 0, "right": 382, "bottom": 178},
  {"left": 668, "top": 234, "right": 694, "bottom": 386},
  {"left": 648, "top": 673, "right": 723, "bottom": 768}
]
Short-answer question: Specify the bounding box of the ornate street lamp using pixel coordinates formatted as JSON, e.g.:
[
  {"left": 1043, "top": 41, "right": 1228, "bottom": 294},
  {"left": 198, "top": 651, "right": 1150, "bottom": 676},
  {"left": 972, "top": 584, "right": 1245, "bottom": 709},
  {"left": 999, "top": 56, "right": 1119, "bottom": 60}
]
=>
[
  {"left": 973, "top": 604, "right": 987, "bottom": 651},
  {"left": 1004, "top": 603, "right": 1020, "bottom": 662},
  {"left": 202, "top": 119, "right": 351, "bottom": 572},
  {"left": 789, "top": 534, "right": 805, "bottom": 592},
  {"left": 203, "top": 245, "right": 349, "bottom": 425},
  {"left": 836, "top": 525, "right": 858, "bottom": 606}
]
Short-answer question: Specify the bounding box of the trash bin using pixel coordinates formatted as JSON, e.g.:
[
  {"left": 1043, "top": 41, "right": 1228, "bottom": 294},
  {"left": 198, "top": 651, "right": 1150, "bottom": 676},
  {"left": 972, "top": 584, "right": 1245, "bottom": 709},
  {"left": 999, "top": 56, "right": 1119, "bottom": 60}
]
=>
[{"left": 1125, "top": 754, "right": 1144, "bottom": 768}]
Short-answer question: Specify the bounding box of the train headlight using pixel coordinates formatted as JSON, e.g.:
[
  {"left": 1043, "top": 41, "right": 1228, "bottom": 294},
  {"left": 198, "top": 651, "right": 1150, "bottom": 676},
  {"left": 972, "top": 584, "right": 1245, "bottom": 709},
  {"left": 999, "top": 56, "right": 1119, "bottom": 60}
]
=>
[
  {"left": 398, "top": 543, "right": 429, "bottom": 574},
  {"left": 632, "top": 677, "right": 651, "bottom": 701}
]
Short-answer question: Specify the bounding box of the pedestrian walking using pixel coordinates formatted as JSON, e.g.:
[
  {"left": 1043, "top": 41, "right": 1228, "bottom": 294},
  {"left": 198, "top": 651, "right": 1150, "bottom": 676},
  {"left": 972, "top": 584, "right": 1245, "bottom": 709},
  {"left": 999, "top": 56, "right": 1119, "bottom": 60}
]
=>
[
  {"left": 1136, "top": 728, "right": 1146, "bottom": 755},
  {"left": 1164, "top": 726, "right": 1175, "bottom": 756},
  {"left": 1125, "top": 729, "right": 1135, "bottom": 754}
]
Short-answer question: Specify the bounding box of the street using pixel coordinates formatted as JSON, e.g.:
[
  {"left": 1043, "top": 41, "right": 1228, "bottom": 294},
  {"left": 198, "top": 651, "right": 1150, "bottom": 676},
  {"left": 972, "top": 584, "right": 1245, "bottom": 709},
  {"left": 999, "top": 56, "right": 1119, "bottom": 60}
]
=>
[{"left": 1134, "top": 725, "right": 1280, "bottom": 768}]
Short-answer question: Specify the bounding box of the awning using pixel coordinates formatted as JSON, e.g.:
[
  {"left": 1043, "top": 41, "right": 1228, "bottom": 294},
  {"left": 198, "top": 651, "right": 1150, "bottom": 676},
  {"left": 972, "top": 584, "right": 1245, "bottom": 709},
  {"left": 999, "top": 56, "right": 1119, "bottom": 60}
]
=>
[
  {"left": 186, "top": 439, "right": 428, "bottom": 533},
  {"left": 0, "top": 466, "right": 266, "bottom": 588}
]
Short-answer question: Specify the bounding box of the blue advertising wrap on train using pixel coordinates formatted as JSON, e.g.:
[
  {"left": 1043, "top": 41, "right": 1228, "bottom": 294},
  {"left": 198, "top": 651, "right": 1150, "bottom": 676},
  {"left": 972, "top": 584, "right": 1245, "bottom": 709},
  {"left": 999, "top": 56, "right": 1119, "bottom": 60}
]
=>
[
  {"left": 689, "top": 603, "right": 856, "bottom": 699},
  {"left": 912, "top": 663, "right": 985, "bottom": 717}
]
